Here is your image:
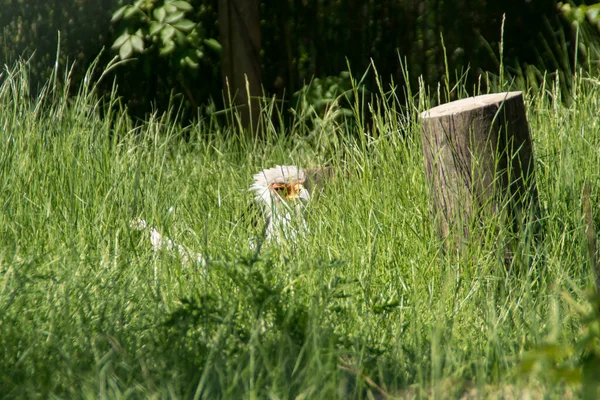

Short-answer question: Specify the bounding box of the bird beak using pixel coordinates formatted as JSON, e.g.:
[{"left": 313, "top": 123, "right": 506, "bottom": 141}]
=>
[
  {"left": 285, "top": 182, "right": 310, "bottom": 203},
  {"left": 298, "top": 185, "right": 310, "bottom": 202}
]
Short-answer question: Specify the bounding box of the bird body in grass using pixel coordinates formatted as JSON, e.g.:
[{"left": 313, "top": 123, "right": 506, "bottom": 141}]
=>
[
  {"left": 131, "top": 165, "right": 311, "bottom": 263},
  {"left": 129, "top": 217, "right": 205, "bottom": 265},
  {"left": 249, "top": 165, "right": 310, "bottom": 242}
]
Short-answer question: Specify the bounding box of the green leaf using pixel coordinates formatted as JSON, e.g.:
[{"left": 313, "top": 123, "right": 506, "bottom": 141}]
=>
[
  {"left": 183, "top": 56, "right": 199, "bottom": 68},
  {"left": 131, "top": 35, "right": 144, "bottom": 53},
  {"left": 111, "top": 5, "right": 128, "bottom": 22},
  {"left": 111, "top": 33, "right": 130, "bottom": 50},
  {"left": 174, "top": 29, "right": 186, "bottom": 43},
  {"left": 119, "top": 40, "right": 133, "bottom": 59},
  {"left": 172, "top": 19, "right": 195, "bottom": 32},
  {"left": 160, "top": 39, "right": 176, "bottom": 56},
  {"left": 149, "top": 22, "right": 164, "bottom": 36},
  {"left": 161, "top": 24, "right": 175, "bottom": 41},
  {"left": 164, "top": 4, "right": 177, "bottom": 13},
  {"left": 172, "top": 1, "right": 193, "bottom": 11},
  {"left": 153, "top": 7, "right": 166, "bottom": 22},
  {"left": 203, "top": 38, "right": 222, "bottom": 53},
  {"left": 587, "top": 7, "right": 600, "bottom": 21},
  {"left": 165, "top": 11, "right": 184, "bottom": 24},
  {"left": 139, "top": 0, "right": 154, "bottom": 11},
  {"left": 124, "top": 6, "right": 141, "bottom": 19}
]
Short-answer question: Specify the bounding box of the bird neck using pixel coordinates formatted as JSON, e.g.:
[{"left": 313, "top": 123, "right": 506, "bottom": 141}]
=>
[{"left": 264, "top": 201, "right": 306, "bottom": 242}]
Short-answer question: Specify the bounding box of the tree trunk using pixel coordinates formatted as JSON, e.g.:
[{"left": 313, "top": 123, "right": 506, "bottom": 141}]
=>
[
  {"left": 420, "top": 91, "right": 538, "bottom": 248},
  {"left": 218, "top": 0, "right": 261, "bottom": 134}
]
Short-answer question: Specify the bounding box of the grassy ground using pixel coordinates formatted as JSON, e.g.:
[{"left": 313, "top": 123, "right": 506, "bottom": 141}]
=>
[{"left": 1, "top": 60, "right": 600, "bottom": 399}]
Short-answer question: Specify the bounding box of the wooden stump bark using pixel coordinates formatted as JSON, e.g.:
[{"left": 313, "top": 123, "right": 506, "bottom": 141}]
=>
[{"left": 420, "top": 91, "right": 537, "bottom": 247}]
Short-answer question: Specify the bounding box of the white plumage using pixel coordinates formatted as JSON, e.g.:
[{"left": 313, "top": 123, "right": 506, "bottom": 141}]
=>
[
  {"left": 249, "top": 165, "right": 310, "bottom": 242},
  {"left": 129, "top": 216, "right": 205, "bottom": 265},
  {"left": 131, "top": 165, "right": 310, "bottom": 263}
]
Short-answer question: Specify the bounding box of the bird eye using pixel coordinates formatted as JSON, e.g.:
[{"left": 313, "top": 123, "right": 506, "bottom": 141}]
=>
[{"left": 271, "top": 184, "right": 286, "bottom": 193}]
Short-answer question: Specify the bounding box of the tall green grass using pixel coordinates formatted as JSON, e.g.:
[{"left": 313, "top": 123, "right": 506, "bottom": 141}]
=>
[{"left": 1, "top": 56, "right": 600, "bottom": 399}]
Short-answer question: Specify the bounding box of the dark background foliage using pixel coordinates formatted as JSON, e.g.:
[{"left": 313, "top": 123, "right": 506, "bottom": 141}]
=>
[{"left": 0, "top": 0, "right": 590, "bottom": 122}]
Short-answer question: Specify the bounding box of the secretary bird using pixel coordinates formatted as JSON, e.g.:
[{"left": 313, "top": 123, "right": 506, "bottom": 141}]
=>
[
  {"left": 249, "top": 165, "right": 310, "bottom": 242},
  {"left": 131, "top": 165, "right": 311, "bottom": 263}
]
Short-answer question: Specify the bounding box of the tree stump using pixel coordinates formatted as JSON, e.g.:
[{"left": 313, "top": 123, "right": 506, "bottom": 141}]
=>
[{"left": 420, "top": 91, "right": 538, "bottom": 248}]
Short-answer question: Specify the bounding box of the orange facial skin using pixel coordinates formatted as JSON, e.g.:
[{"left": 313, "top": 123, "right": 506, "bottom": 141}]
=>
[{"left": 270, "top": 182, "right": 305, "bottom": 201}]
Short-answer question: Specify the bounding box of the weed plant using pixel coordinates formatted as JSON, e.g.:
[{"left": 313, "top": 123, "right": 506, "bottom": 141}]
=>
[{"left": 1, "top": 55, "right": 600, "bottom": 398}]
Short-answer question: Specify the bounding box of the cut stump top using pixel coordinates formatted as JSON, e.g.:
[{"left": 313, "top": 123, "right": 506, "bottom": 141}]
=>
[{"left": 420, "top": 91, "right": 523, "bottom": 119}]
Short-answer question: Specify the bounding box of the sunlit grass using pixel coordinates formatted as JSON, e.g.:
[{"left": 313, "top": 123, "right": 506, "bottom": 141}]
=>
[{"left": 1, "top": 58, "right": 600, "bottom": 398}]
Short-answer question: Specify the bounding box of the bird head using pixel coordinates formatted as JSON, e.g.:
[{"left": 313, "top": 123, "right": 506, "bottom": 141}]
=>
[
  {"left": 250, "top": 165, "right": 310, "bottom": 211},
  {"left": 249, "top": 165, "right": 310, "bottom": 243}
]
